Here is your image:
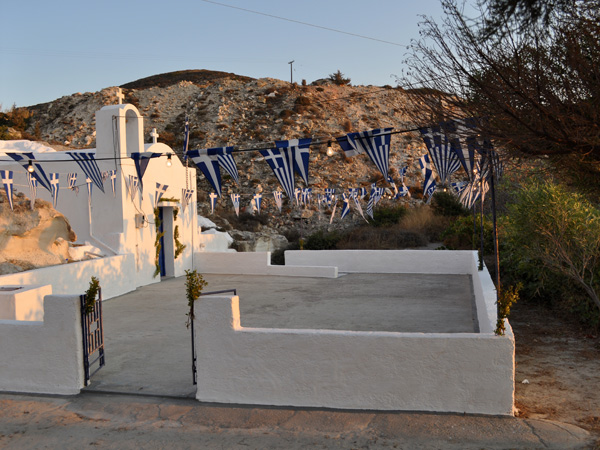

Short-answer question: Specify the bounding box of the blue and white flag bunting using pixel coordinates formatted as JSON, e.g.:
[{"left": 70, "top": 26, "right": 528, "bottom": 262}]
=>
[
  {"left": 182, "top": 188, "right": 194, "bottom": 213},
  {"left": 419, "top": 154, "right": 436, "bottom": 198},
  {"left": 49, "top": 173, "right": 59, "bottom": 208},
  {"left": 230, "top": 193, "right": 240, "bottom": 217},
  {"left": 338, "top": 128, "right": 393, "bottom": 178},
  {"left": 209, "top": 192, "right": 218, "bottom": 214},
  {"left": 216, "top": 147, "right": 240, "bottom": 184},
  {"left": 340, "top": 194, "right": 350, "bottom": 219},
  {"left": 273, "top": 190, "right": 283, "bottom": 212},
  {"left": 282, "top": 138, "right": 311, "bottom": 186},
  {"left": 27, "top": 173, "right": 37, "bottom": 210},
  {"left": 1, "top": 170, "right": 14, "bottom": 211},
  {"left": 253, "top": 193, "right": 262, "bottom": 214},
  {"left": 353, "top": 195, "right": 368, "bottom": 222},
  {"left": 86, "top": 177, "right": 93, "bottom": 207},
  {"left": 294, "top": 187, "right": 302, "bottom": 205},
  {"left": 301, "top": 188, "right": 312, "bottom": 206},
  {"left": 66, "top": 152, "right": 105, "bottom": 193},
  {"left": 155, "top": 183, "right": 169, "bottom": 206},
  {"left": 68, "top": 172, "right": 78, "bottom": 194},
  {"left": 6, "top": 152, "right": 51, "bottom": 192},
  {"left": 419, "top": 125, "right": 461, "bottom": 185},
  {"left": 128, "top": 175, "right": 139, "bottom": 202},
  {"left": 110, "top": 170, "right": 117, "bottom": 197},
  {"left": 131, "top": 152, "right": 162, "bottom": 192},
  {"left": 187, "top": 148, "right": 223, "bottom": 197},
  {"left": 260, "top": 147, "right": 295, "bottom": 200},
  {"left": 329, "top": 199, "right": 338, "bottom": 224}
]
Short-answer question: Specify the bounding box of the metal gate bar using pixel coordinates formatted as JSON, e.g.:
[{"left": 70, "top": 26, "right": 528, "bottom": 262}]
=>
[{"left": 80, "top": 288, "right": 105, "bottom": 386}]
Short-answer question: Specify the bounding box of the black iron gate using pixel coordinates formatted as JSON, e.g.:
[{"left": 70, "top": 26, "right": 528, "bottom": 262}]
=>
[
  {"left": 80, "top": 288, "right": 105, "bottom": 386},
  {"left": 191, "top": 289, "right": 236, "bottom": 385}
]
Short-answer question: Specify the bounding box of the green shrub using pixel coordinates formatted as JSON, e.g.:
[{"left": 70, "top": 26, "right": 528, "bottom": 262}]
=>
[
  {"left": 371, "top": 206, "right": 408, "bottom": 227},
  {"left": 431, "top": 191, "right": 470, "bottom": 217},
  {"left": 304, "top": 229, "right": 342, "bottom": 250},
  {"left": 328, "top": 70, "right": 351, "bottom": 86},
  {"left": 501, "top": 179, "right": 600, "bottom": 322},
  {"left": 441, "top": 215, "right": 494, "bottom": 253}
]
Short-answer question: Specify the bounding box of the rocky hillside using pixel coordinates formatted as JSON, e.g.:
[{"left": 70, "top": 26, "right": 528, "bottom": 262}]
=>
[{"left": 14, "top": 70, "right": 436, "bottom": 236}]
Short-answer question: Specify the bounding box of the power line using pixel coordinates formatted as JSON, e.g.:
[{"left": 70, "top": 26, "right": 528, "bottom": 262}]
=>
[{"left": 198, "top": 0, "right": 406, "bottom": 47}]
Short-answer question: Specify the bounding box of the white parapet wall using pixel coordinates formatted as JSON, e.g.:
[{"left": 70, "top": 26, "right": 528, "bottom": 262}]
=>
[
  {"left": 0, "top": 284, "right": 52, "bottom": 321},
  {"left": 0, "top": 294, "right": 85, "bottom": 395},
  {"left": 195, "top": 295, "right": 515, "bottom": 415},
  {"left": 0, "top": 254, "right": 137, "bottom": 301},
  {"left": 194, "top": 251, "right": 338, "bottom": 278},
  {"left": 195, "top": 249, "right": 514, "bottom": 415}
]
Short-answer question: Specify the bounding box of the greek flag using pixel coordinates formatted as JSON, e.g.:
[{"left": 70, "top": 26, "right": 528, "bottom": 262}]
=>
[
  {"left": 425, "top": 180, "right": 437, "bottom": 200},
  {"left": 66, "top": 152, "right": 105, "bottom": 193},
  {"left": 419, "top": 154, "right": 436, "bottom": 197},
  {"left": 398, "top": 165, "right": 408, "bottom": 181},
  {"left": 155, "top": 183, "right": 169, "bottom": 206},
  {"left": 68, "top": 173, "right": 78, "bottom": 194},
  {"left": 387, "top": 175, "right": 399, "bottom": 198},
  {"left": 398, "top": 183, "right": 410, "bottom": 198},
  {"left": 358, "top": 187, "right": 367, "bottom": 199},
  {"left": 279, "top": 138, "right": 312, "bottom": 186},
  {"left": 260, "top": 147, "right": 294, "bottom": 199},
  {"left": 128, "top": 175, "right": 139, "bottom": 202},
  {"left": 348, "top": 188, "right": 358, "bottom": 199},
  {"left": 209, "top": 192, "right": 218, "bottom": 214},
  {"left": 338, "top": 128, "right": 393, "bottom": 178},
  {"left": 182, "top": 189, "right": 194, "bottom": 213},
  {"left": 273, "top": 190, "right": 283, "bottom": 212},
  {"left": 329, "top": 198, "right": 338, "bottom": 224},
  {"left": 28, "top": 173, "right": 37, "bottom": 210},
  {"left": 353, "top": 195, "right": 368, "bottom": 222},
  {"left": 301, "top": 188, "right": 312, "bottom": 206},
  {"left": 131, "top": 152, "right": 162, "bottom": 192},
  {"left": 230, "top": 193, "right": 240, "bottom": 217},
  {"left": 110, "top": 170, "right": 117, "bottom": 197},
  {"left": 187, "top": 148, "right": 223, "bottom": 197},
  {"left": 217, "top": 148, "right": 239, "bottom": 184},
  {"left": 101, "top": 171, "right": 110, "bottom": 182},
  {"left": 253, "top": 193, "right": 262, "bottom": 214},
  {"left": 86, "top": 177, "right": 93, "bottom": 207},
  {"left": 6, "top": 152, "right": 51, "bottom": 192},
  {"left": 419, "top": 125, "right": 461, "bottom": 184},
  {"left": 50, "top": 173, "right": 60, "bottom": 208},
  {"left": 447, "top": 119, "right": 480, "bottom": 180},
  {"left": 183, "top": 116, "right": 190, "bottom": 160},
  {"left": 294, "top": 187, "right": 302, "bottom": 205},
  {"left": 325, "top": 188, "right": 336, "bottom": 208},
  {"left": 1, "top": 170, "right": 14, "bottom": 211},
  {"left": 340, "top": 194, "right": 350, "bottom": 219},
  {"left": 452, "top": 181, "right": 468, "bottom": 195}
]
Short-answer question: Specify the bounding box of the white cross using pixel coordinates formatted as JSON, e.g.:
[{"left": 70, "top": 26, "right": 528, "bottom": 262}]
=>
[
  {"left": 116, "top": 88, "right": 125, "bottom": 104},
  {"left": 150, "top": 128, "right": 159, "bottom": 144}
]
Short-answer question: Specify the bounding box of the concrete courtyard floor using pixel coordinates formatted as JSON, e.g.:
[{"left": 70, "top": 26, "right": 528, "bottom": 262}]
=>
[
  {"left": 0, "top": 273, "right": 594, "bottom": 449},
  {"left": 87, "top": 273, "right": 477, "bottom": 398}
]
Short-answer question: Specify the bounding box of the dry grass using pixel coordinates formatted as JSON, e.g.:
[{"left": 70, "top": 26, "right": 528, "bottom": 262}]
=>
[{"left": 398, "top": 205, "right": 452, "bottom": 241}]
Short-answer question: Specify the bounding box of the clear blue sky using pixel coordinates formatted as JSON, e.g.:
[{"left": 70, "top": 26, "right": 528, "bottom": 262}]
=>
[{"left": 1, "top": 0, "right": 452, "bottom": 108}]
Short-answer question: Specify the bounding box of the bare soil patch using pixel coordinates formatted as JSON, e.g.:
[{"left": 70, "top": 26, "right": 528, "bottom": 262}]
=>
[{"left": 511, "top": 301, "right": 600, "bottom": 444}]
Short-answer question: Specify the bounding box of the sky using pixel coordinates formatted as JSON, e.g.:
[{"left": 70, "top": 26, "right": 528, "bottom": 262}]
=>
[{"left": 1, "top": 0, "right": 453, "bottom": 108}]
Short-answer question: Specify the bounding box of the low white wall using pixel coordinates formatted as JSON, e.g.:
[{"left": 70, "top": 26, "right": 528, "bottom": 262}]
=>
[
  {"left": 195, "top": 295, "right": 515, "bottom": 415},
  {"left": 0, "top": 284, "right": 51, "bottom": 321},
  {"left": 0, "top": 254, "right": 137, "bottom": 300},
  {"left": 194, "top": 252, "right": 338, "bottom": 278},
  {"left": 0, "top": 294, "right": 84, "bottom": 395},
  {"left": 285, "top": 249, "right": 475, "bottom": 274}
]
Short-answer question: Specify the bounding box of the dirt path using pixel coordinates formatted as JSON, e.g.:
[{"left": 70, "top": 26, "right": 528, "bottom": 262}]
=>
[{"left": 511, "top": 301, "right": 600, "bottom": 445}]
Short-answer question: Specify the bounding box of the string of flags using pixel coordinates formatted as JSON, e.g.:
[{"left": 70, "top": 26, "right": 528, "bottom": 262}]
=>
[{"left": 0, "top": 117, "right": 501, "bottom": 219}]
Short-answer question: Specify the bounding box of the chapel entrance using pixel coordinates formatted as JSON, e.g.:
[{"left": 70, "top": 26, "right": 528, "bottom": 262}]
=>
[{"left": 157, "top": 204, "right": 176, "bottom": 278}]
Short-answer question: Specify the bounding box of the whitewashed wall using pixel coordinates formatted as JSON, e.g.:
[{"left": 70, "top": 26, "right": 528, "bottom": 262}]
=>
[
  {"left": 195, "top": 294, "right": 515, "bottom": 416},
  {"left": 0, "top": 254, "right": 136, "bottom": 300},
  {"left": 0, "top": 294, "right": 84, "bottom": 395},
  {"left": 194, "top": 251, "right": 338, "bottom": 278}
]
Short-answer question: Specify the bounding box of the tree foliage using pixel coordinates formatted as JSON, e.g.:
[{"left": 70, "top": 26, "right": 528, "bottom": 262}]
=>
[
  {"left": 399, "top": 0, "right": 600, "bottom": 195},
  {"left": 328, "top": 70, "right": 351, "bottom": 86},
  {"left": 503, "top": 179, "right": 600, "bottom": 313}
]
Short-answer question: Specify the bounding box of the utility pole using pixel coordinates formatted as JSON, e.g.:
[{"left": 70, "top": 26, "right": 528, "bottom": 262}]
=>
[{"left": 288, "top": 60, "right": 294, "bottom": 84}]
